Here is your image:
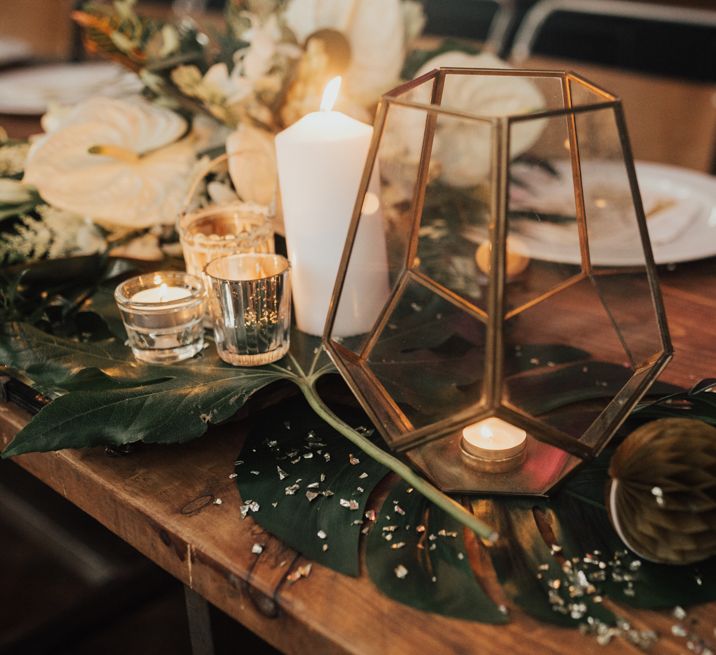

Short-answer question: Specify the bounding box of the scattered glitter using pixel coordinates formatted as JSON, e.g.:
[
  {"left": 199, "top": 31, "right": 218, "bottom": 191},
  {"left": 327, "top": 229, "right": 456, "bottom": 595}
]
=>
[
  {"left": 287, "top": 563, "right": 312, "bottom": 583},
  {"left": 406, "top": 488, "right": 414, "bottom": 494},
  {"left": 651, "top": 486, "right": 665, "bottom": 506},
  {"left": 416, "top": 525, "right": 426, "bottom": 533},
  {"left": 271, "top": 502, "right": 278, "bottom": 508},
  {"left": 233, "top": 460, "right": 244, "bottom": 466},
  {"left": 307, "top": 482, "right": 320, "bottom": 489},
  {"left": 283, "top": 420, "right": 291, "bottom": 430},
  {"left": 250, "top": 470, "right": 260, "bottom": 476},
  {"left": 339, "top": 498, "right": 359, "bottom": 510},
  {"left": 251, "top": 543, "right": 264, "bottom": 555},
  {"left": 394, "top": 504, "right": 406, "bottom": 516},
  {"left": 303, "top": 452, "right": 314, "bottom": 459},
  {"left": 324, "top": 453, "right": 331, "bottom": 462},
  {"left": 391, "top": 542, "right": 406, "bottom": 549},
  {"left": 457, "top": 553, "right": 465, "bottom": 560},
  {"left": 356, "top": 486, "right": 365, "bottom": 493},
  {"left": 317, "top": 530, "right": 327, "bottom": 539},
  {"left": 320, "top": 474, "right": 326, "bottom": 482},
  {"left": 306, "top": 490, "right": 320, "bottom": 502},
  {"left": 365, "top": 510, "right": 376, "bottom": 521},
  {"left": 285, "top": 483, "right": 300, "bottom": 495},
  {"left": 394, "top": 564, "right": 408, "bottom": 579},
  {"left": 322, "top": 544, "right": 329, "bottom": 552},
  {"left": 359, "top": 472, "right": 369, "bottom": 479},
  {"left": 438, "top": 529, "right": 458, "bottom": 538},
  {"left": 277, "top": 466, "right": 288, "bottom": 480},
  {"left": 228, "top": 473, "right": 238, "bottom": 479},
  {"left": 213, "top": 498, "right": 223, "bottom": 505},
  {"left": 349, "top": 454, "right": 360, "bottom": 465}
]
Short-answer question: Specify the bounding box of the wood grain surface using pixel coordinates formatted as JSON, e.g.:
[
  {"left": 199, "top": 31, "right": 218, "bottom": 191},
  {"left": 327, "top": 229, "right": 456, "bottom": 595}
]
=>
[{"left": 1, "top": 259, "right": 715, "bottom": 655}]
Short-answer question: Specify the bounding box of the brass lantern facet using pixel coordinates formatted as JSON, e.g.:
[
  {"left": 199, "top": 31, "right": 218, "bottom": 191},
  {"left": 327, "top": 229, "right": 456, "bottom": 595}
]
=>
[{"left": 323, "top": 68, "right": 672, "bottom": 495}]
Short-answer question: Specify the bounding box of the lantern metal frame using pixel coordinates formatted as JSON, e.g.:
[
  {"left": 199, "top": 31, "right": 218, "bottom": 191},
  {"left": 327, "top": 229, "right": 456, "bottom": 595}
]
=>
[{"left": 322, "top": 68, "right": 672, "bottom": 495}]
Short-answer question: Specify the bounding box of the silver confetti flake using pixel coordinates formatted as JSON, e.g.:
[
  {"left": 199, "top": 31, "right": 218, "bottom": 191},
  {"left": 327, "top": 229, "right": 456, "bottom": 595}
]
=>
[{"left": 394, "top": 564, "right": 408, "bottom": 579}]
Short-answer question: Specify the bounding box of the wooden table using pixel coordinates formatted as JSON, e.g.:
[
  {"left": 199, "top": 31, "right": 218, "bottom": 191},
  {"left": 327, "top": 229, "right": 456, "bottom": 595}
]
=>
[
  {"left": 2, "top": 83, "right": 716, "bottom": 653},
  {"left": 1, "top": 254, "right": 715, "bottom": 654}
]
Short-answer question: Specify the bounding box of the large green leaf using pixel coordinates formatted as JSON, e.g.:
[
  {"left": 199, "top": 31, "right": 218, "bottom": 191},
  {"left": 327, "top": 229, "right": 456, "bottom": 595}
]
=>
[
  {"left": 0, "top": 320, "right": 329, "bottom": 457},
  {"left": 366, "top": 482, "right": 508, "bottom": 623},
  {"left": 234, "top": 397, "right": 388, "bottom": 576},
  {"left": 479, "top": 498, "right": 615, "bottom": 627}
]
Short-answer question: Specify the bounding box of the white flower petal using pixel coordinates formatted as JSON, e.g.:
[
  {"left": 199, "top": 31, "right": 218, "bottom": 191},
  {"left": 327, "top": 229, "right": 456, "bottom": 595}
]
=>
[
  {"left": 226, "top": 125, "right": 277, "bottom": 206},
  {"left": 24, "top": 97, "right": 195, "bottom": 227}
]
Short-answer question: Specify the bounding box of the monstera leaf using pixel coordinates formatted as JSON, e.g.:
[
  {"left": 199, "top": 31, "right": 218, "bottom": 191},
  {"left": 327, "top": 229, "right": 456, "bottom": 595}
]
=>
[
  {"left": 0, "top": 321, "right": 302, "bottom": 456},
  {"left": 234, "top": 397, "right": 388, "bottom": 576}
]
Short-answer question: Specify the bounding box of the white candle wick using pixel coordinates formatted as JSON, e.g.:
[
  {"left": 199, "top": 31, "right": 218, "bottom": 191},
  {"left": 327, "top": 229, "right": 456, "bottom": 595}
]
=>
[{"left": 320, "top": 76, "right": 342, "bottom": 112}]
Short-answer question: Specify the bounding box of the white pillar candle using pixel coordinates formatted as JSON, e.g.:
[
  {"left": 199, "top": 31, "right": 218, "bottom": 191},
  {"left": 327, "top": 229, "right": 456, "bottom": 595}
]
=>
[
  {"left": 131, "top": 283, "right": 192, "bottom": 303},
  {"left": 275, "top": 76, "right": 389, "bottom": 337},
  {"left": 461, "top": 417, "right": 527, "bottom": 460}
]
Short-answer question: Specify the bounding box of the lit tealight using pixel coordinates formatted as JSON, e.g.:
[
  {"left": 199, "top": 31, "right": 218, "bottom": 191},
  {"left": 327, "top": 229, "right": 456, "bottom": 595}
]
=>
[
  {"left": 461, "top": 417, "right": 527, "bottom": 473},
  {"left": 131, "top": 282, "right": 192, "bottom": 303},
  {"left": 475, "top": 237, "right": 530, "bottom": 278},
  {"left": 362, "top": 191, "right": 380, "bottom": 215}
]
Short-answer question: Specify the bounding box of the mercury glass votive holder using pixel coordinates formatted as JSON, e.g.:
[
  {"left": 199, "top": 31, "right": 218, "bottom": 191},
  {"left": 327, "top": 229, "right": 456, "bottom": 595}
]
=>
[
  {"left": 205, "top": 254, "right": 291, "bottom": 367},
  {"left": 178, "top": 202, "right": 275, "bottom": 288},
  {"left": 114, "top": 271, "right": 206, "bottom": 364}
]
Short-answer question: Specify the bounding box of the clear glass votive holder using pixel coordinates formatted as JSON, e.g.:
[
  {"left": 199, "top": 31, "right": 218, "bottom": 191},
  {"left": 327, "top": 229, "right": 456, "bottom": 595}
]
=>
[
  {"left": 114, "top": 271, "right": 206, "bottom": 364},
  {"left": 205, "top": 254, "right": 291, "bottom": 366},
  {"left": 178, "top": 202, "right": 275, "bottom": 288}
]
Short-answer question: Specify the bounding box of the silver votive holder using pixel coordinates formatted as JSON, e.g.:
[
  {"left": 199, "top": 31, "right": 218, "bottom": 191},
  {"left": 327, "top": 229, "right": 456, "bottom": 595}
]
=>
[
  {"left": 205, "top": 254, "right": 291, "bottom": 367},
  {"left": 114, "top": 271, "right": 206, "bottom": 364},
  {"left": 178, "top": 202, "right": 275, "bottom": 288}
]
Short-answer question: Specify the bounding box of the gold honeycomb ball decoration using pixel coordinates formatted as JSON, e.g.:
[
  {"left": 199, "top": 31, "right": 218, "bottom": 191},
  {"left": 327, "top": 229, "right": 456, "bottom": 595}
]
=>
[{"left": 607, "top": 418, "right": 716, "bottom": 565}]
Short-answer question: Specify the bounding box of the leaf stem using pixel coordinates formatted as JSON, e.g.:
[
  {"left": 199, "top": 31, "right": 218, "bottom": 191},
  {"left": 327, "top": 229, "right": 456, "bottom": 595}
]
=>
[{"left": 298, "top": 380, "right": 498, "bottom": 543}]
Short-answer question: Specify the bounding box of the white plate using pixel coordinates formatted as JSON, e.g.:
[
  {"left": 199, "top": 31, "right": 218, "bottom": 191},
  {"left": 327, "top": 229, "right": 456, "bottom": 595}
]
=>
[
  {"left": 0, "top": 37, "right": 32, "bottom": 66},
  {"left": 0, "top": 62, "right": 142, "bottom": 115},
  {"left": 504, "top": 161, "right": 716, "bottom": 267}
]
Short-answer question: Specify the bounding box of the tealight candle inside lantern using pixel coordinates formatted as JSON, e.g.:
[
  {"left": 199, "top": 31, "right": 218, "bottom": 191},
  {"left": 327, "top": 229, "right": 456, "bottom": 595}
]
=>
[{"left": 461, "top": 417, "right": 527, "bottom": 472}]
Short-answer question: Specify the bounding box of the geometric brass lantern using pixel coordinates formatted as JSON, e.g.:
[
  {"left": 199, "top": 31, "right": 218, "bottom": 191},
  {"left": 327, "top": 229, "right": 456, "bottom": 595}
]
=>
[{"left": 323, "top": 68, "right": 672, "bottom": 495}]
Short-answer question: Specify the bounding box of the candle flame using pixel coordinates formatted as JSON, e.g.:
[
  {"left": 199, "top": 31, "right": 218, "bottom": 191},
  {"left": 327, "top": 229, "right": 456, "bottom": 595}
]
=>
[
  {"left": 320, "top": 76, "right": 342, "bottom": 112},
  {"left": 158, "top": 283, "right": 169, "bottom": 302}
]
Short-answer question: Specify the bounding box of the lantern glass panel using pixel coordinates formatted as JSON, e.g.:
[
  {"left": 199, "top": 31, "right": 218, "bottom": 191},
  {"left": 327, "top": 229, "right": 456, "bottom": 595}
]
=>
[
  {"left": 414, "top": 109, "right": 493, "bottom": 313},
  {"left": 575, "top": 107, "right": 664, "bottom": 368},
  {"left": 504, "top": 112, "right": 584, "bottom": 313},
  {"left": 363, "top": 276, "right": 487, "bottom": 445}
]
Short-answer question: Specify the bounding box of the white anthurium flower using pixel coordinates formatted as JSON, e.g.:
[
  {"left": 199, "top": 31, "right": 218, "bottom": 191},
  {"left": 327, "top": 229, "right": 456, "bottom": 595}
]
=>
[
  {"left": 401, "top": 52, "right": 547, "bottom": 187},
  {"left": 0, "top": 179, "right": 34, "bottom": 204},
  {"left": 226, "top": 124, "right": 277, "bottom": 206},
  {"left": 24, "top": 96, "right": 196, "bottom": 228},
  {"left": 284, "top": 0, "right": 409, "bottom": 102}
]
